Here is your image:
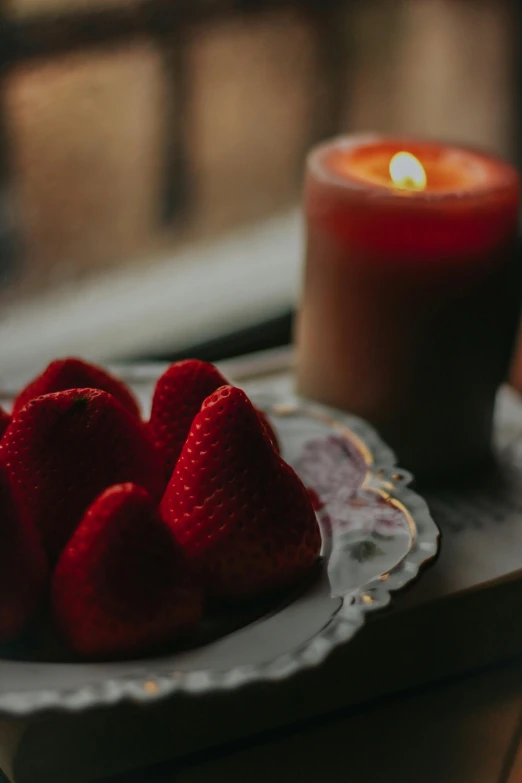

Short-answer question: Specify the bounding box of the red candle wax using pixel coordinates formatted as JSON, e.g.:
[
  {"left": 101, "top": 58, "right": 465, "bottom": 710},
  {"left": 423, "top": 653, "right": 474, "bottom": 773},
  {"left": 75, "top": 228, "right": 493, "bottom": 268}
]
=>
[{"left": 296, "top": 135, "right": 520, "bottom": 479}]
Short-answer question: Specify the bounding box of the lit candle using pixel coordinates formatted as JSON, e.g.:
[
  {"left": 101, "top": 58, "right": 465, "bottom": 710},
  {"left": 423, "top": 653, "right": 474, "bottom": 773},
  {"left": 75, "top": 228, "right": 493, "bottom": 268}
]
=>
[{"left": 296, "top": 135, "right": 520, "bottom": 479}]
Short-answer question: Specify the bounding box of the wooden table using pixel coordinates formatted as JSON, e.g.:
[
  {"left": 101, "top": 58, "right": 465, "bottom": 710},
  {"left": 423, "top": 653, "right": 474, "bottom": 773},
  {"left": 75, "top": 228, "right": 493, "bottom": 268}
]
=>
[{"left": 175, "top": 662, "right": 522, "bottom": 783}]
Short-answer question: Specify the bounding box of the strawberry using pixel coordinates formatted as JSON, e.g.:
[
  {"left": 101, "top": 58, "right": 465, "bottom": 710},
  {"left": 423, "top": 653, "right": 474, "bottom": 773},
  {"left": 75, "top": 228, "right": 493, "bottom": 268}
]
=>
[
  {"left": 0, "top": 464, "right": 47, "bottom": 642},
  {"left": 53, "top": 483, "right": 201, "bottom": 658},
  {"left": 0, "top": 406, "right": 11, "bottom": 440},
  {"left": 148, "top": 360, "right": 228, "bottom": 486},
  {"left": 161, "top": 385, "right": 321, "bottom": 602},
  {"left": 1, "top": 389, "right": 163, "bottom": 562},
  {"left": 13, "top": 358, "right": 141, "bottom": 419},
  {"left": 149, "top": 359, "right": 280, "bottom": 487}
]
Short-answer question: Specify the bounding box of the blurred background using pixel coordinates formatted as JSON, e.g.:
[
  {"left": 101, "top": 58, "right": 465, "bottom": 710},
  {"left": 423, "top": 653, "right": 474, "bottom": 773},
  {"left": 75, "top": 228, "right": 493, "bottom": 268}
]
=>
[{"left": 0, "top": 0, "right": 520, "bottom": 377}]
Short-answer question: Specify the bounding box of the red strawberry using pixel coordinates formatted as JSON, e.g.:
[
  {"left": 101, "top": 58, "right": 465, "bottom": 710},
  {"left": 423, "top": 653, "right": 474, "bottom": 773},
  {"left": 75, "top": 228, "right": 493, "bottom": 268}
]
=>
[
  {"left": 13, "top": 358, "right": 141, "bottom": 419},
  {"left": 1, "top": 389, "right": 163, "bottom": 562},
  {"left": 0, "top": 406, "right": 11, "bottom": 440},
  {"left": 161, "top": 385, "right": 321, "bottom": 602},
  {"left": 149, "top": 359, "right": 280, "bottom": 487},
  {"left": 149, "top": 360, "right": 228, "bottom": 486},
  {"left": 0, "top": 464, "right": 47, "bottom": 642},
  {"left": 53, "top": 483, "right": 201, "bottom": 658}
]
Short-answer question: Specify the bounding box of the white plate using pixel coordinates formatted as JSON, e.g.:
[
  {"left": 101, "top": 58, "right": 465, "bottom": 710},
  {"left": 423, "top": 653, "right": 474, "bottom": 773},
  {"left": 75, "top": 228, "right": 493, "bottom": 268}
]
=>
[{"left": 0, "top": 374, "right": 439, "bottom": 715}]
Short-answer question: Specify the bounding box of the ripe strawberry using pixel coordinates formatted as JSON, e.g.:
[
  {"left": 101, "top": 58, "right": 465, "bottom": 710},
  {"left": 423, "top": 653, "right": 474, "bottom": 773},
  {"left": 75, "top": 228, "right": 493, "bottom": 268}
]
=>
[
  {"left": 53, "top": 483, "right": 202, "bottom": 658},
  {"left": 0, "top": 464, "right": 47, "bottom": 642},
  {"left": 1, "top": 389, "right": 163, "bottom": 562},
  {"left": 149, "top": 359, "right": 280, "bottom": 486},
  {"left": 13, "top": 358, "right": 141, "bottom": 419},
  {"left": 161, "top": 385, "right": 321, "bottom": 602},
  {"left": 149, "top": 360, "right": 228, "bottom": 486},
  {"left": 0, "top": 406, "right": 11, "bottom": 440}
]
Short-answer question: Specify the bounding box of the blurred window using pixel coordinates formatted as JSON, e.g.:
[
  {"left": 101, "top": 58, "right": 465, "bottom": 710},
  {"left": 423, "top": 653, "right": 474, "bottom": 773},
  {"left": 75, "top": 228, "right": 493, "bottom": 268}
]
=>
[{"left": 0, "top": 0, "right": 517, "bottom": 374}]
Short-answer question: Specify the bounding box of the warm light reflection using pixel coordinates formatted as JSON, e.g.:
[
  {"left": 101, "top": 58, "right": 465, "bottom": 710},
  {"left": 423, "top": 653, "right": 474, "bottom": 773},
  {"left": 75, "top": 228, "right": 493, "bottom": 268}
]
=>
[{"left": 389, "top": 151, "right": 427, "bottom": 191}]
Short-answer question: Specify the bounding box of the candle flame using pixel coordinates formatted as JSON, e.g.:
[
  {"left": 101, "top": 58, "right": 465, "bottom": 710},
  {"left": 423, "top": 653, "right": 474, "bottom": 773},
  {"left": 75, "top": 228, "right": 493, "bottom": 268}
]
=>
[{"left": 389, "top": 151, "right": 427, "bottom": 191}]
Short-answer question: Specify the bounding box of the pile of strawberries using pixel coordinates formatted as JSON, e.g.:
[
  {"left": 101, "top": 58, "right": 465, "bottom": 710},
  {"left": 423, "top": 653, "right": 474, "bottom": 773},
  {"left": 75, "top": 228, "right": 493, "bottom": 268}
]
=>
[{"left": 0, "top": 358, "right": 321, "bottom": 659}]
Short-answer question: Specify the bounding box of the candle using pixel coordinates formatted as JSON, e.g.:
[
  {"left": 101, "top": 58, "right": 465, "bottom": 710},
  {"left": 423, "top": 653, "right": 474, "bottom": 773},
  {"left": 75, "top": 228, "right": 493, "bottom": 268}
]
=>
[{"left": 296, "top": 135, "right": 520, "bottom": 479}]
